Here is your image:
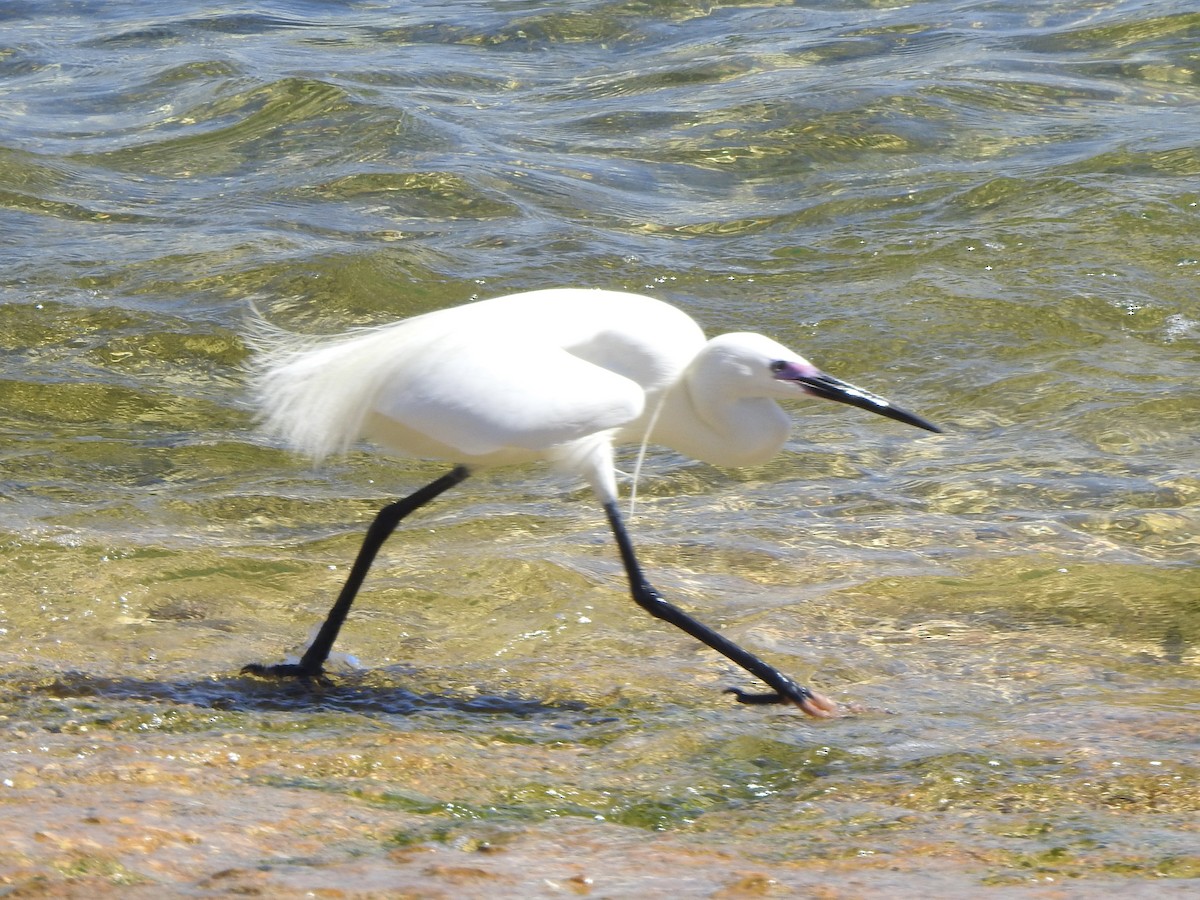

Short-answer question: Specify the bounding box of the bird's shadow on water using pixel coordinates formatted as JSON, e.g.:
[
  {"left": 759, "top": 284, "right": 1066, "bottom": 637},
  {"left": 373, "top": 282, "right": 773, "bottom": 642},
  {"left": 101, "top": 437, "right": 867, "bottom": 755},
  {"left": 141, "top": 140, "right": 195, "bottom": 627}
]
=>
[{"left": 18, "top": 668, "right": 590, "bottom": 721}]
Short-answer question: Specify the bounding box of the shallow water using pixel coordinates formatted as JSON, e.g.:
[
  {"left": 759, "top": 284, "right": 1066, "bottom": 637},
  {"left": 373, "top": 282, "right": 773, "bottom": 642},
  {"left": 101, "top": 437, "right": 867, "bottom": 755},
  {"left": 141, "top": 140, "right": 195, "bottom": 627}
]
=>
[{"left": 1, "top": 1, "right": 1198, "bottom": 896}]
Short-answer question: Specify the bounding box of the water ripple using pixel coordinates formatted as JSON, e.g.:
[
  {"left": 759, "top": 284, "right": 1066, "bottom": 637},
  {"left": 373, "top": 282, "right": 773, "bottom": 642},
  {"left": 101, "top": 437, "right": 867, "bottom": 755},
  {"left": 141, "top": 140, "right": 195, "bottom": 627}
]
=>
[{"left": 0, "top": 6, "right": 1196, "bottom": 886}]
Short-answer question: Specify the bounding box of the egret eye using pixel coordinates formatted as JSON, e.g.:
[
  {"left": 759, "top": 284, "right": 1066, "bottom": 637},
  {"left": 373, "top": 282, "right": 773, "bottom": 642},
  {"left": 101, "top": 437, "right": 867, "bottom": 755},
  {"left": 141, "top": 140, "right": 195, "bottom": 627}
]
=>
[{"left": 769, "top": 360, "right": 788, "bottom": 374}]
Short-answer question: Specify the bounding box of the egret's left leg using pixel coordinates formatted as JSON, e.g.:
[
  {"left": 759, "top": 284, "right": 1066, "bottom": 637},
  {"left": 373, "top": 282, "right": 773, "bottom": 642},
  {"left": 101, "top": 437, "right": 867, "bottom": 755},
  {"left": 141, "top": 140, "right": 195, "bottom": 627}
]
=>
[{"left": 243, "top": 465, "right": 471, "bottom": 681}]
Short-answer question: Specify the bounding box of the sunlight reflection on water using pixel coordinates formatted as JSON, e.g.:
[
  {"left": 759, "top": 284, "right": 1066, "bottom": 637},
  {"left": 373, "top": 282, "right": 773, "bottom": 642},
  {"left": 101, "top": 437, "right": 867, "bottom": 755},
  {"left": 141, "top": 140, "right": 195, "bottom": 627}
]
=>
[{"left": 0, "top": 0, "right": 1197, "bottom": 894}]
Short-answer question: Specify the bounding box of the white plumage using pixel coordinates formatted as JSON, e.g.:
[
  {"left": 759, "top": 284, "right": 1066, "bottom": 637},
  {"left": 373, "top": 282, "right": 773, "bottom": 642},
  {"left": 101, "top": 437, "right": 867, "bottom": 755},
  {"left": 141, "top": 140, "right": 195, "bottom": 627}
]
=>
[{"left": 244, "top": 288, "right": 939, "bottom": 717}]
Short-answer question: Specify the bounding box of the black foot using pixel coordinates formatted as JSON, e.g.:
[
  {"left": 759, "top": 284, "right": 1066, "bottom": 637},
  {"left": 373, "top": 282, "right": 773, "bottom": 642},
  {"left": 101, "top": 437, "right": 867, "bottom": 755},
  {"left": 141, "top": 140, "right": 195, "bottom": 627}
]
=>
[
  {"left": 241, "top": 662, "right": 331, "bottom": 685},
  {"left": 726, "top": 684, "right": 839, "bottom": 719},
  {"left": 726, "top": 687, "right": 788, "bottom": 705}
]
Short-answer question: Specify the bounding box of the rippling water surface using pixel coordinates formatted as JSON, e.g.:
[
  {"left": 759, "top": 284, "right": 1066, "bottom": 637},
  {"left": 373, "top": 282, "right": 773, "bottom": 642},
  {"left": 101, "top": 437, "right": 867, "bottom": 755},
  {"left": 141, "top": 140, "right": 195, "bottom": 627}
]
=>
[{"left": 1, "top": 1, "right": 1197, "bottom": 895}]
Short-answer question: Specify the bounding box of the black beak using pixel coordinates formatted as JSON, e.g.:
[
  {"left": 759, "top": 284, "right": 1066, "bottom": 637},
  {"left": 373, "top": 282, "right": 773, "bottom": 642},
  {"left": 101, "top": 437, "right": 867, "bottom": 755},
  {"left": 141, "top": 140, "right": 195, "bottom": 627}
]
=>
[{"left": 794, "top": 372, "right": 941, "bottom": 434}]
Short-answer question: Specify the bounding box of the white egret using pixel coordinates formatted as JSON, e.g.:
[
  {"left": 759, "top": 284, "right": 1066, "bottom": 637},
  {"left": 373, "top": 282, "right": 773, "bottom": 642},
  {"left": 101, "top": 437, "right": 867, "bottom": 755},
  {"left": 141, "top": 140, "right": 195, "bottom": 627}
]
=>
[{"left": 242, "top": 288, "right": 940, "bottom": 717}]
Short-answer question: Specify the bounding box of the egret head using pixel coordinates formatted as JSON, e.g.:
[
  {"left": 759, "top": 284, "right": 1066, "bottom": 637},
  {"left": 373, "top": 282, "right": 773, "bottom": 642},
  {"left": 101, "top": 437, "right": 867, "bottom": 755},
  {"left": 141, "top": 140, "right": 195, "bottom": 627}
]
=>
[
  {"left": 700, "top": 332, "right": 941, "bottom": 433},
  {"left": 699, "top": 333, "right": 820, "bottom": 394}
]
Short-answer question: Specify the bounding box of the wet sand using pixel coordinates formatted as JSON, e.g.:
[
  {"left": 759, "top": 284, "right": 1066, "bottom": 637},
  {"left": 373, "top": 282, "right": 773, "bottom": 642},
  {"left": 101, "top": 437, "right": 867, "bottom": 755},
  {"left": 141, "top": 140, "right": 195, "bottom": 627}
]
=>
[{"left": 3, "top": 666, "right": 1197, "bottom": 898}]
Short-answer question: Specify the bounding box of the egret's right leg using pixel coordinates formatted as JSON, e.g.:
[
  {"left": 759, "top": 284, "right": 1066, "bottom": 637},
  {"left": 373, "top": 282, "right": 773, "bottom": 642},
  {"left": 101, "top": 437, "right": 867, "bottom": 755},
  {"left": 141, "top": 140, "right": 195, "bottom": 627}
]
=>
[
  {"left": 602, "top": 501, "right": 837, "bottom": 718},
  {"left": 243, "top": 465, "right": 471, "bottom": 681}
]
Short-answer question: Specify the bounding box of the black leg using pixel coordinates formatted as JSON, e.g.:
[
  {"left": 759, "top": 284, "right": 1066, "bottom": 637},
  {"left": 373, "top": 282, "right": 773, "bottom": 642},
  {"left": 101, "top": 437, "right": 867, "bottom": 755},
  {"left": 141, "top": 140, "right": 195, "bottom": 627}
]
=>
[
  {"left": 243, "top": 465, "right": 471, "bottom": 680},
  {"left": 602, "top": 501, "right": 835, "bottom": 717}
]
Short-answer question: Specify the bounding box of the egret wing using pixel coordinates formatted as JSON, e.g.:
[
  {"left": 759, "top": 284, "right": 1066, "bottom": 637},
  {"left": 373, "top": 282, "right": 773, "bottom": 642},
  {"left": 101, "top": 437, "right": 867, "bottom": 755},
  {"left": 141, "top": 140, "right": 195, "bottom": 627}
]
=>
[{"left": 371, "top": 332, "right": 646, "bottom": 457}]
